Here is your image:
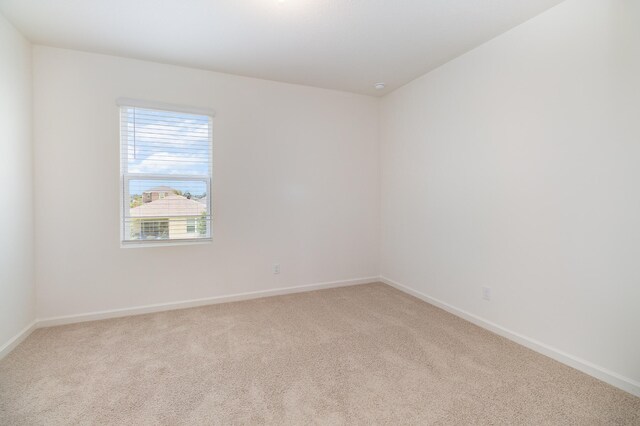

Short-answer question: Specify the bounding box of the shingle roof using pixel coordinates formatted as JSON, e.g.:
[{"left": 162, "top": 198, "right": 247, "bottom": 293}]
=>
[{"left": 130, "top": 195, "right": 206, "bottom": 217}]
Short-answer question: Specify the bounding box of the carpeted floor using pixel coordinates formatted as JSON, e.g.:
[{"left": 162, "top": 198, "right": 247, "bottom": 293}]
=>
[{"left": 1, "top": 283, "right": 638, "bottom": 425}]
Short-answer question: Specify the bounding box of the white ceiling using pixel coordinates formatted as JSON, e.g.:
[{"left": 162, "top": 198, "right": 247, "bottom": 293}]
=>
[{"left": 0, "top": 0, "right": 564, "bottom": 96}]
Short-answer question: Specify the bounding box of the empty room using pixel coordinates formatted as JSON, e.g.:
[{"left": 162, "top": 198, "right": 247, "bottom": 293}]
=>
[{"left": 1, "top": 0, "right": 639, "bottom": 424}]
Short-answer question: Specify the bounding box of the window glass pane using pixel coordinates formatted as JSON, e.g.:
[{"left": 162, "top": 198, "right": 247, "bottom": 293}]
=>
[
  {"left": 125, "top": 179, "right": 209, "bottom": 241},
  {"left": 120, "top": 104, "right": 212, "bottom": 244},
  {"left": 123, "top": 107, "right": 210, "bottom": 176}
]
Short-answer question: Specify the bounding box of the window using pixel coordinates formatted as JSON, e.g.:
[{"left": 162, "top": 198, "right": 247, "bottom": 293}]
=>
[
  {"left": 119, "top": 99, "right": 213, "bottom": 245},
  {"left": 186, "top": 218, "right": 196, "bottom": 233},
  {"left": 140, "top": 219, "right": 169, "bottom": 239}
]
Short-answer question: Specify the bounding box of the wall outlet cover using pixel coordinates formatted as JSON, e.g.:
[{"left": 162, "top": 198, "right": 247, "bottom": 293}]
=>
[{"left": 482, "top": 286, "right": 491, "bottom": 301}]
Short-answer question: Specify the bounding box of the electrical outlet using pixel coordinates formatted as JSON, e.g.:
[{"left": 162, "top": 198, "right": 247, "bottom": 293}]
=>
[
  {"left": 482, "top": 286, "right": 491, "bottom": 301},
  {"left": 273, "top": 264, "right": 280, "bottom": 274}
]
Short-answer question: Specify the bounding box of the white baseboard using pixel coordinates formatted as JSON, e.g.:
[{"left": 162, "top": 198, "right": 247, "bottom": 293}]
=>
[
  {"left": 380, "top": 276, "right": 640, "bottom": 398},
  {"left": 6, "top": 275, "right": 638, "bottom": 399},
  {"left": 37, "top": 276, "right": 379, "bottom": 328},
  {"left": 2, "top": 277, "right": 376, "bottom": 358},
  {"left": 0, "top": 321, "right": 38, "bottom": 360}
]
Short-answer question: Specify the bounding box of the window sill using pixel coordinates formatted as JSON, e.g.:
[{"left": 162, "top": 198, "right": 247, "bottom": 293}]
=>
[{"left": 121, "top": 238, "right": 212, "bottom": 249}]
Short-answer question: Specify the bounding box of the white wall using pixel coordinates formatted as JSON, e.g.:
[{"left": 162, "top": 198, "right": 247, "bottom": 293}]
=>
[
  {"left": 33, "top": 47, "right": 379, "bottom": 319},
  {"left": 0, "top": 14, "right": 35, "bottom": 349},
  {"left": 14, "top": 0, "right": 639, "bottom": 396},
  {"left": 380, "top": 0, "right": 640, "bottom": 388}
]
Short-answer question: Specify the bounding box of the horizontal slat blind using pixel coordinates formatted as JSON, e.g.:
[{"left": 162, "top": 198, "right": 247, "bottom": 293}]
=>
[{"left": 120, "top": 105, "right": 212, "bottom": 243}]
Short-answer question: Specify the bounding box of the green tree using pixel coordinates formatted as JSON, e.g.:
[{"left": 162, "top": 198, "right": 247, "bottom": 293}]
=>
[
  {"left": 197, "top": 212, "right": 208, "bottom": 236},
  {"left": 130, "top": 195, "right": 143, "bottom": 208}
]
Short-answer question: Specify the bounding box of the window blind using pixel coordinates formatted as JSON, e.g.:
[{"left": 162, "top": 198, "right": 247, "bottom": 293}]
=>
[{"left": 120, "top": 104, "right": 212, "bottom": 244}]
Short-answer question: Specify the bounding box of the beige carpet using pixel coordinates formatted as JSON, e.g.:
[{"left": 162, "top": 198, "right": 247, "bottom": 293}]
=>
[{"left": 1, "top": 283, "right": 638, "bottom": 425}]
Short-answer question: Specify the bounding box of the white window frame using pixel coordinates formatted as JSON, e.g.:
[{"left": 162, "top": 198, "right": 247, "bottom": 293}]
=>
[{"left": 118, "top": 99, "right": 215, "bottom": 247}]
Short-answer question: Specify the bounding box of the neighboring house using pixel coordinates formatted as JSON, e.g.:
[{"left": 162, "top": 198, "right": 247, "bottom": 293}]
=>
[
  {"left": 142, "top": 186, "right": 178, "bottom": 203},
  {"left": 129, "top": 194, "right": 206, "bottom": 240}
]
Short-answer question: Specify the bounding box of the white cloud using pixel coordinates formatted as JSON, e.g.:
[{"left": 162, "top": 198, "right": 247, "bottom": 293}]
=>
[{"left": 128, "top": 151, "right": 209, "bottom": 175}]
